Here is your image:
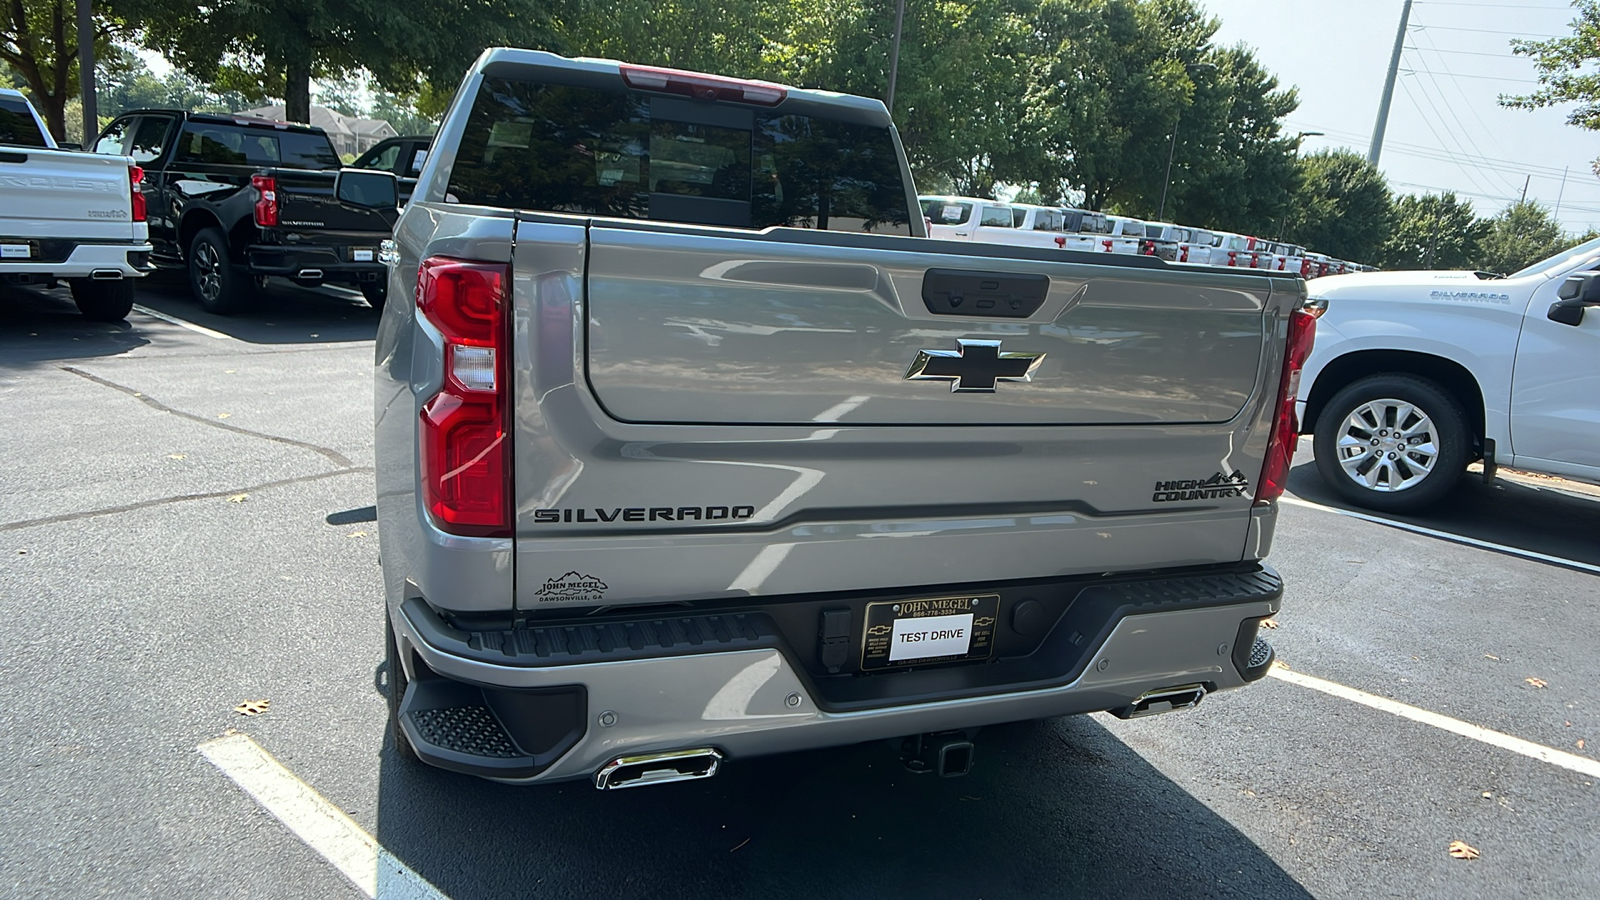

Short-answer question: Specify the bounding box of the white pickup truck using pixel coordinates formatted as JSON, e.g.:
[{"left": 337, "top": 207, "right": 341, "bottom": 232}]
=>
[
  {"left": 0, "top": 88, "right": 152, "bottom": 321},
  {"left": 1298, "top": 240, "right": 1600, "bottom": 511}
]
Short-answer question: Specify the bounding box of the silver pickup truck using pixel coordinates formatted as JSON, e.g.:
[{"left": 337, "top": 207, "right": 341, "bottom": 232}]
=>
[{"left": 375, "top": 49, "right": 1313, "bottom": 788}]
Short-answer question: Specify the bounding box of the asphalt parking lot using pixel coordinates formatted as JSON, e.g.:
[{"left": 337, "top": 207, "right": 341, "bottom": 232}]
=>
[{"left": 1, "top": 278, "right": 1596, "bottom": 899}]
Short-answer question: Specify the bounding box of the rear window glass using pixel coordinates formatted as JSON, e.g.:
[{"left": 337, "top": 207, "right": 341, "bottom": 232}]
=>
[
  {"left": 448, "top": 78, "right": 911, "bottom": 234},
  {"left": 922, "top": 199, "right": 971, "bottom": 225},
  {"left": 176, "top": 124, "right": 340, "bottom": 169},
  {"left": 0, "top": 96, "right": 49, "bottom": 148}
]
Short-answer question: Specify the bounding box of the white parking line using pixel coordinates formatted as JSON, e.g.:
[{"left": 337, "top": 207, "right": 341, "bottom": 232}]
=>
[
  {"left": 198, "top": 733, "right": 449, "bottom": 900},
  {"left": 132, "top": 304, "right": 233, "bottom": 340},
  {"left": 1269, "top": 667, "right": 1600, "bottom": 780},
  {"left": 812, "top": 394, "right": 871, "bottom": 422},
  {"left": 1279, "top": 494, "right": 1600, "bottom": 576}
]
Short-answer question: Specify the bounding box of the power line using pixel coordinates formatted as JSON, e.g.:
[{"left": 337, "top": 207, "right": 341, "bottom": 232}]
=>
[
  {"left": 1412, "top": 1, "right": 1576, "bottom": 8},
  {"left": 1411, "top": 24, "right": 1564, "bottom": 37},
  {"left": 1287, "top": 120, "right": 1594, "bottom": 179},
  {"left": 1411, "top": 29, "right": 1523, "bottom": 192},
  {"left": 1404, "top": 45, "right": 1525, "bottom": 59},
  {"left": 1400, "top": 68, "right": 1539, "bottom": 83},
  {"left": 1398, "top": 78, "right": 1502, "bottom": 198}
]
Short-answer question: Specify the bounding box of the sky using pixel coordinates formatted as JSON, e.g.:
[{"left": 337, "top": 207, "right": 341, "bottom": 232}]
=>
[{"left": 1202, "top": 0, "right": 1600, "bottom": 234}]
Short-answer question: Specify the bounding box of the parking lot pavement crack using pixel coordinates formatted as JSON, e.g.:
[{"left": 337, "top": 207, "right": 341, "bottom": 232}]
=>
[
  {"left": 60, "top": 365, "right": 356, "bottom": 468},
  {"left": 0, "top": 467, "right": 372, "bottom": 532}
]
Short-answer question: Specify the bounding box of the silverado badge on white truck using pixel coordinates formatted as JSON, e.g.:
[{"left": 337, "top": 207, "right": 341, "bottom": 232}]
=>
[
  {"left": 374, "top": 49, "right": 1313, "bottom": 788},
  {"left": 1299, "top": 242, "right": 1600, "bottom": 513}
]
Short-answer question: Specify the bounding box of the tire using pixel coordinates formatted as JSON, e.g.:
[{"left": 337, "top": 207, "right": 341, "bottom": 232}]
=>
[
  {"left": 360, "top": 281, "right": 387, "bottom": 311},
  {"left": 186, "top": 227, "right": 251, "bottom": 315},
  {"left": 69, "top": 278, "right": 135, "bottom": 322},
  {"left": 385, "top": 609, "right": 420, "bottom": 763},
  {"left": 1312, "top": 374, "right": 1471, "bottom": 514}
]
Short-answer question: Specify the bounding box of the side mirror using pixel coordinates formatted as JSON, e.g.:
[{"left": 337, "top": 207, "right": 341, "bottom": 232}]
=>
[
  {"left": 1550, "top": 272, "right": 1600, "bottom": 326},
  {"left": 335, "top": 168, "right": 399, "bottom": 210}
]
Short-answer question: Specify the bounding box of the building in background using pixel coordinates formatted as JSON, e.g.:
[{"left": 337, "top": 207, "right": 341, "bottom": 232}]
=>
[{"left": 235, "top": 105, "right": 397, "bottom": 157}]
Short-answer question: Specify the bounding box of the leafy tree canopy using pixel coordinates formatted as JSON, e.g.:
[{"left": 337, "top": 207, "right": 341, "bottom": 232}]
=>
[
  {"left": 1283, "top": 150, "right": 1394, "bottom": 263},
  {"left": 1380, "top": 192, "right": 1489, "bottom": 271},
  {"left": 1476, "top": 201, "right": 1568, "bottom": 275}
]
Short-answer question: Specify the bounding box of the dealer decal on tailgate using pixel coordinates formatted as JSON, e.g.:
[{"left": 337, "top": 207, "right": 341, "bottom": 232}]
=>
[{"left": 861, "top": 595, "right": 998, "bottom": 670}]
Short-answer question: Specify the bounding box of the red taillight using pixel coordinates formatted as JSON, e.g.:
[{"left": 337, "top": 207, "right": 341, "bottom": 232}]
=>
[
  {"left": 1228, "top": 250, "right": 1237, "bottom": 266},
  {"left": 1256, "top": 307, "right": 1317, "bottom": 507},
  {"left": 128, "top": 166, "right": 146, "bottom": 222},
  {"left": 251, "top": 174, "right": 277, "bottom": 227},
  {"left": 1055, "top": 236, "right": 1066, "bottom": 248},
  {"left": 620, "top": 64, "right": 787, "bottom": 105},
  {"left": 417, "top": 257, "right": 510, "bottom": 536},
  {"left": 1102, "top": 239, "right": 1113, "bottom": 251},
  {"left": 1141, "top": 240, "right": 1155, "bottom": 255},
  {"left": 1179, "top": 246, "right": 1189, "bottom": 262}
]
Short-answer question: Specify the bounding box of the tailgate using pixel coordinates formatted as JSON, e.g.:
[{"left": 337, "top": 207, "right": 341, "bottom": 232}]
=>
[
  {"left": 0, "top": 149, "right": 137, "bottom": 241},
  {"left": 510, "top": 219, "right": 1296, "bottom": 609},
  {"left": 585, "top": 227, "right": 1266, "bottom": 425},
  {"left": 271, "top": 169, "right": 395, "bottom": 234}
]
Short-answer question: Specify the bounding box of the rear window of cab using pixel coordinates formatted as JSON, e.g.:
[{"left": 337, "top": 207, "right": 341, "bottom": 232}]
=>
[{"left": 447, "top": 77, "right": 912, "bottom": 235}]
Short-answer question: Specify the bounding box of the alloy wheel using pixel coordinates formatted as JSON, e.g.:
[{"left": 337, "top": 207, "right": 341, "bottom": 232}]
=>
[{"left": 1334, "top": 398, "right": 1439, "bottom": 492}]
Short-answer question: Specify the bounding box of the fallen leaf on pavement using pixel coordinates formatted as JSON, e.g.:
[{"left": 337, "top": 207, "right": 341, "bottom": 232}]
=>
[
  {"left": 1579, "top": 739, "right": 1586, "bottom": 750},
  {"left": 234, "top": 699, "right": 270, "bottom": 716},
  {"left": 1260, "top": 618, "right": 1279, "bottom": 629},
  {"left": 225, "top": 369, "right": 236, "bottom": 374},
  {"left": 1525, "top": 678, "right": 1548, "bottom": 688},
  {"left": 217, "top": 412, "right": 231, "bottom": 419},
  {"left": 1271, "top": 659, "right": 1290, "bottom": 670},
  {"left": 1448, "top": 841, "right": 1480, "bottom": 860},
  {"left": 346, "top": 531, "right": 368, "bottom": 538},
  {"left": 1480, "top": 791, "right": 1492, "bottom": 799},
  {"left": 227, "top": 494, "right": 249, "bottom": 503},
  {"left": 167, "top": 454, "right": 186, "bottom": 460},
  {"left": 16, "top": 549, "right": 26, "bottom": 556},
  {"left": 1484, "top": 654, "right": 1500, "bottom": 661}
]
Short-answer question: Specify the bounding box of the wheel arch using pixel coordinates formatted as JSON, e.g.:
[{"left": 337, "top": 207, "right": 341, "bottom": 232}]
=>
[
  {"left": 1304, "top": 350, "right": 1486, "bottom": 455},
  {"left": 177, "top": 209, "right": 225, "bottom": 261}
]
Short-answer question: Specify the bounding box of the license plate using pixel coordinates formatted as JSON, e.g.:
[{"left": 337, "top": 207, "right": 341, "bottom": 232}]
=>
[
  {"left": 350, "top": 248, "right": 374, "bottom": 262},
  {"left": 1, "top": 243, "right": 30, "bottom": 259},
  {"left": 861, "top": 594, "right": 998, "bottom": 670}
]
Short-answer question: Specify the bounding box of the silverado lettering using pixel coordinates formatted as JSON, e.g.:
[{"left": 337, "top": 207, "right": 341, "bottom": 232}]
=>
[{"left": 533, "top": 506, "right": 756, "bottom": 523}]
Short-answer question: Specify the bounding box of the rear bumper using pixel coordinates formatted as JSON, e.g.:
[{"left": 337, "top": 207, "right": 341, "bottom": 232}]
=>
[
  {"left": 0, "top": 238, "right": 153, "bottom": 280},
  {"left": 390, "top": 565, "right": 1282, "bottom": 783},
  {"left": 246, "top": 243, "right": 387, "bottom": 285}
]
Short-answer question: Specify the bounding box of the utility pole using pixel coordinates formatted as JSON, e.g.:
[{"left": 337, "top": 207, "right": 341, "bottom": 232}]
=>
[
  {"left": 1368, "top": 0, "right": 1414, "bottom": 167},
  {"left": 76, "top": 0, "right": 97, "bottom": 145},
  {"left": 1556, "top": 166, "right": 1569, "bottom": 218},
  {"left": 885, "top": 0, "right": 906, "bottom": 115},
  {"left": 1520, "top": 175, "right": 1530, "bottom": 204},
  {"left": 1157, "top": 115, "right": 1179, "bottom": 222}
]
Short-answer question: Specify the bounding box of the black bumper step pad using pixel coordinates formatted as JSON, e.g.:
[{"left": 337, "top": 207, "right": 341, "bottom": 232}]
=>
[
  {"left": 400, "top": 597, "right": 782, "bottom": 667},
  {"left": 407, "top": 706, "right": 521, "bottom": 759}
]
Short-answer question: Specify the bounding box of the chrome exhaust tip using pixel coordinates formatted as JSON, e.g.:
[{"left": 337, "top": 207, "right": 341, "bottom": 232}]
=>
[
  {"left": 594, "top": 748, "right": 724, "bottom": 790},
  {"left": 296, "top": 268, "right": 324, "bottom": 280},
  {"left": 1111, "top": 684, "right": 1207, "bottom": 719},
  {"left": 90, "top": 269, "right": 123, "bottom": 280}
]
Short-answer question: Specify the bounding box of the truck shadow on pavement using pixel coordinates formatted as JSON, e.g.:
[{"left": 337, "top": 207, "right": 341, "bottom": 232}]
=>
[
  {"left": 0, "top": 284, "right": 150, "bottom": 368},
  {"left": 133, "top": 274, "right": 381, "bottom": 345},
  {"left": 374, "top": 716, "right": 1312, "bottom": 900},
  {"left": 1286, "top": 458, "right": 1600, "bottom": 568}
]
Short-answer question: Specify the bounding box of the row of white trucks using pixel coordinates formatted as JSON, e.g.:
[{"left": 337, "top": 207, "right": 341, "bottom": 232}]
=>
[{"left": 921, "top": 195, "right": 1372, "bottom": 278}]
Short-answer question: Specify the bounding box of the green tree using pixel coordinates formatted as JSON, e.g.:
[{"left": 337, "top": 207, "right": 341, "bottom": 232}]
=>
[
  {"left": 1476, "top": 201, "right": 1567, "bottom": 275},
  {"left": 1283, "top": 150, "right": 1394, "bottom": 264},
  {"left": 1163, "top": 43, "right": 1299, "bottom": 234},
  {"left": 371, "top": 90, "right": 439, "bottom": 136},
  {"left": 2, "top": 0, "right": 121, "bottom": 139},
  {"left": 1380, "top": 192, "right": 1489, "bottom": 271},
  {"left": 128, "top": 0, "right": 558, "bottom": 124},
  {"left": 1501, "top": 0, "right": 1600, "bottom": 131}
]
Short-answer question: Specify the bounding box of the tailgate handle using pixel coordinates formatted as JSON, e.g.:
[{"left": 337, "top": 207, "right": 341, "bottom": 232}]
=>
[
  {"left": 0, "top": 151, "right": 27, "bottom": 164},
  {"left": 922, "top": 268, "right": 1049, "bottom": 318}
]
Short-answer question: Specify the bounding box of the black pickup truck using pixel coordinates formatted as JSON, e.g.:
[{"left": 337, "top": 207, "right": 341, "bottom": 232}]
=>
[{"left": 92, "top": 110, "right": 400, "bottom": 313}]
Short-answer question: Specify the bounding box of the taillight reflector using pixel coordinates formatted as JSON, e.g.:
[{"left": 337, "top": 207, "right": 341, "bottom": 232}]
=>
[
  {"left": 1255, "top": 307, "right": 1318, "bottom": 507},
  {"left": 620, "top": 64, "right": 788, "bottom": 105},
  {"left": 251, "top": 174, "right": 277, "bottom": 227},
  {"left": 416, "top": 257, "right": 511, "bottom": 536},
  {"left": 128, "top": 166, "right": 146, "bottom": 222}
]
